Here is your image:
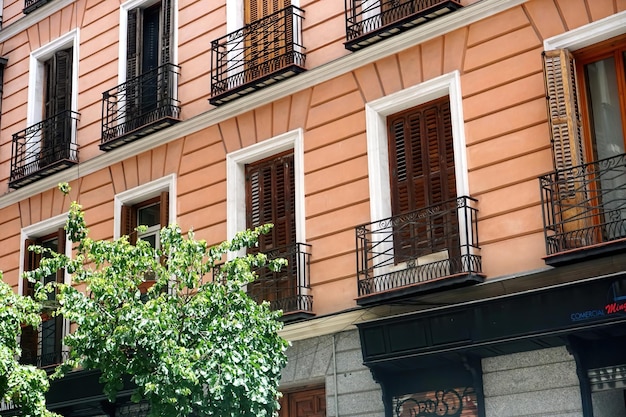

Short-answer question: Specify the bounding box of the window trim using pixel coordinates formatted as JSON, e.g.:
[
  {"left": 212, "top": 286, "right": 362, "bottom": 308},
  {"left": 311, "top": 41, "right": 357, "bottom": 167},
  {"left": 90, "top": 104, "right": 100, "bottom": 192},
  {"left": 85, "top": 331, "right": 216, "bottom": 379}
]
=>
[
  {"left": 365, "top": 70, "right": 468, "bottom": 223},
  {"left": 20, "top": 213, "right": 71, "bottom": 357},
  {"left": 118, "top": 0, "right": 179, "bottom": 86},
  {"left": 27, "top": 29, "right": 79, "bottom": 129},
  {"left": 226, "top": 128, "right": 305, "bottom": 259},
  {"left": 544, "top": 10, "right": 626, "bottom": 52},
  {"left": 20, "top": 212, "right": 71, "bottom": 293},
  {"left": 113, "top": 174, "right": 177, "bottom": 239}
]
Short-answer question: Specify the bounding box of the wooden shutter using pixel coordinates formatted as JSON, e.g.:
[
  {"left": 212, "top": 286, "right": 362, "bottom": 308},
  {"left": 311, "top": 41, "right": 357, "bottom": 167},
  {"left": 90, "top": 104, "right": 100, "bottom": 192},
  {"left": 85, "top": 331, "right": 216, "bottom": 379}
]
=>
[
  {"left": 246, "top": 152, "right": 296, "bottom": 251},
  {"left": 388, "top": 97, "right": 456, "bottom": 216},
  {"left": 22, "top": 238, "right": 37, "bottom": 297},
  {"left": 388, "top": 97, "right": 458, "bottom": 262},
  {"left": 160, "top": 0, "right": 173, "bottom": 66},
  {"left": 245, "top": 0, "right": 289, "bottom": 24},
  {"left": 543, "top": 49, "right": 589, "bottom": 244},
  {"left": 543, "top": 49, "right": 585, "bottom": 179},
  {"left": 120, "top": 204, "right": 137, "bottom": 244},
  {"left": 127, "top": 8, "right": 140, "bottom": 80},
  {"left": 159, "top": 191, "right": 169, "bottom": 229}
]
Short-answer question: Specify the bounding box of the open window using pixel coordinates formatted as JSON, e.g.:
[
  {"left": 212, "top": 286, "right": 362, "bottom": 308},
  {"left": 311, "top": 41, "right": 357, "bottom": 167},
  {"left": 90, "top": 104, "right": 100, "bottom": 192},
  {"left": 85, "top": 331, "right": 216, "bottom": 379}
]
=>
[
  {"left": 209, "top": 0, "right": 305, "bottom": 105},
  {"left": 101, "top": 0, "right": 180, "bottom": 150},
  {"left": 10, "top": 32, "right": 79, "bottom": 189},
  {"left": 540, "top": 33, "right": 626, "bottom": 262}
]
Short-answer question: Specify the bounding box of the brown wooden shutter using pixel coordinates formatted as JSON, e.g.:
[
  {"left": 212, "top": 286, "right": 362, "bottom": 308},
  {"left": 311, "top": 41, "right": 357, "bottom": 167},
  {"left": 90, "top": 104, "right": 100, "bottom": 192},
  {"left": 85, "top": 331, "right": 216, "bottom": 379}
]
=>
[
  {"left": 388, "top": 97, "right": 458, "bottom": 262},
  {"left": 120, "top": 204, "right": 137, "bottom": 244},
  {"left": 127, "top": 8, "right": 140, "bottom": 80},
  {"left": 159, "top": 191, "right": 169, "bottom": 229},
  {"left": 246, "top": 152, "right": 296, "bottom": 252},
  {"left": 543, "top": 49, "right": 589, "bottom": 243},
  {"left": 388, "top": 97, "right": 456, "bottom": 216},
  {"left": 22, "top": 238, "right": 37, "bottom": 297},
  {"left": 55, "top": 227, "right": 65, "bottom": 285},
  {"left": 543, "top": 49, "right": 586, "bottom": 177},
  {"left": 161, "top": 0, "right": 173, "bottom": 65}
]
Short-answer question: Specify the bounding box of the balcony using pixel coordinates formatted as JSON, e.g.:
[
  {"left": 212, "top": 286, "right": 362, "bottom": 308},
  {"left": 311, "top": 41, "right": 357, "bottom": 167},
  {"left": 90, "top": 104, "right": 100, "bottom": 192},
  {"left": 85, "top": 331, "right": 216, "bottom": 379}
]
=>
[
  {"left": 101, "top": 63, "right": 181, "bottom": 151},
  {"left": 540, "top": 153, "right": 626, "bottom": 265},
  {"left": 9, "top": 110, "right": 79, "bottom": 189},
  {"left": 209, "top": 6, "right": 306, "bottom": 106},
  {"left": 23, "top": 0, "right": 53, "bottom": 14},
  {"left": 355, "top": 196, "right": 483, "bottom": 306},
  {"left": 344, "top": 0, "right": 463, "bottom": 51},
  {"left": 214, "top": 242, "right": 313, "bottom": 321}
]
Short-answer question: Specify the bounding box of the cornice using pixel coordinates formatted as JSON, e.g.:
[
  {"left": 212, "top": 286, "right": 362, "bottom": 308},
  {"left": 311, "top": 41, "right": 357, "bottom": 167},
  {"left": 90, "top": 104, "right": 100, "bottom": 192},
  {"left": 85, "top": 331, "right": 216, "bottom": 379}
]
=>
[
  {"left": 0, "top": 0, "right": 528, "bottom": 209},
  {"left": 0, "top": 0, "right": 75, "bottom": 43},
  {"left": 278, "top": 308, "right": 383, "bottom": 342}
]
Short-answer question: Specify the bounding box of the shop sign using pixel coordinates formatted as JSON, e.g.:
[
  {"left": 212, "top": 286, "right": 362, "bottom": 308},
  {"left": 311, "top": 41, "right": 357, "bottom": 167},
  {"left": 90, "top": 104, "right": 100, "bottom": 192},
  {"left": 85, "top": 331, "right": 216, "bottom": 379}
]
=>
[{"left": 570, "top": 278, "right": 626, "bottom": 323}]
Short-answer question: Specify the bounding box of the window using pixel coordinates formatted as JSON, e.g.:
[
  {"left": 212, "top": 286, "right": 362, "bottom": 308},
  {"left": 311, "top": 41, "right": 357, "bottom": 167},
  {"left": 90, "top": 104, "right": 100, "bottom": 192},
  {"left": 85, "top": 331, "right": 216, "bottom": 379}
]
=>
[
  {"left": 226, "top": 129, "right": 312, "bottom": 316},
  {"left": 541, "top": 30, "right": 626, "bottom": 253},
  {"left": 21, "top": 228, "right": 66, "bottom": 369},
  {"left": 278, "top": 386, "right": 326, "bottom": 417},
  {"left": 120, "top": 192, "right": 169, "bottom": 249},
  {"left": 387, "top": 97, "right": 458, "bottom": 264},
  {"left": 245, "top": 151, "right": 297, "bottom": 307},
  {"left": 126, "top": 0, "right": 174, "bottom": 82}
]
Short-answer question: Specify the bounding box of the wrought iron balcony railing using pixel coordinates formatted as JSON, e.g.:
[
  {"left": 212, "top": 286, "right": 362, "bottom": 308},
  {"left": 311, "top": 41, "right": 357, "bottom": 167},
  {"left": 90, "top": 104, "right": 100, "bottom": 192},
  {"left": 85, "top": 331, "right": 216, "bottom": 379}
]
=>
[
  {"left": 214, "top": 242, "right": 313, "bottom": 319},
  {"left": 101, "top": 63, "right": 181, "bottom": 151},
  {"left": 355, "top": 196, "right": 482, "bottom": 305},
  {"left": 344, "top": 0, "right": 463, "bottom": 51},
  {"left": 210, "top": 6, "right": 306, "bottom": 106},
  {"left": 9, "top": 110, "right": 79, "bottom": 189},
  {"left": 540, "top": 153, "right": 626, "bottom": 261},
  {"left": 23, "top": 0, "right": 53, "bottom": 14}
]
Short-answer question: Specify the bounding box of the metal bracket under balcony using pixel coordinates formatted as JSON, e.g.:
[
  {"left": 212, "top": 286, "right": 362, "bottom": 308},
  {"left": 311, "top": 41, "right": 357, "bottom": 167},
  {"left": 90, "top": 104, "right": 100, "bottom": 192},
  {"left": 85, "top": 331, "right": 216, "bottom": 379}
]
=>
[
  {"left": 214, "top": 242, "right": 314, "bottom": 322},
  {"left": 23, "top": 0, "right": 53, "bottom": 14},
  {"left": 540, "top": 153, "right": 626, "bottom": 266},
  {"left": 209, "top": 6, "right": 306, "bottom": 106},
  {"left": 355, "top": 196, "right": 483, "bottom": 306},
  {"left": 101, "top": 63, "right": 181, "bottom": 151},
  {"left": 344, "top": 0, "right": 463, "bottom": 51},
  {"left": 9, "top": 110, "right": 79, "bottom": 189}
]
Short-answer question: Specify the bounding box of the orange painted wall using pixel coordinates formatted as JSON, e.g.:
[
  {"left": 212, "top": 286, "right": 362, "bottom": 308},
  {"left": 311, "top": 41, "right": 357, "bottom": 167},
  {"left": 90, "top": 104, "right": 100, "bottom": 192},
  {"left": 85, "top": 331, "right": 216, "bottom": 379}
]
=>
[{"left": 1, "top": 0, "right": 626, "bottom": 315}]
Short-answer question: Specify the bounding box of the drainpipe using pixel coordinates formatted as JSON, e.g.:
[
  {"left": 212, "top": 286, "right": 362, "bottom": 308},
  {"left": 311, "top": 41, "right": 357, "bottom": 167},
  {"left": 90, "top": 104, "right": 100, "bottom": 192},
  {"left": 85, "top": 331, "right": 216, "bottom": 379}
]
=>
[{"left": 333, "top": 333, "right": 340, "bottom": 417}]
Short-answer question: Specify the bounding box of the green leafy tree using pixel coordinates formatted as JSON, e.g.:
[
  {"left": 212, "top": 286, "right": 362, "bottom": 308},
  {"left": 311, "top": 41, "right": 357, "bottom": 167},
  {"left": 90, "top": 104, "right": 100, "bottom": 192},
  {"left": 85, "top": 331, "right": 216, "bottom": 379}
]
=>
[
  {"left": 0, "top": 276, "right": 59, "bottom": 417},
  {"left": 20, "top": 184, "right": 289, "bottom": 417}
]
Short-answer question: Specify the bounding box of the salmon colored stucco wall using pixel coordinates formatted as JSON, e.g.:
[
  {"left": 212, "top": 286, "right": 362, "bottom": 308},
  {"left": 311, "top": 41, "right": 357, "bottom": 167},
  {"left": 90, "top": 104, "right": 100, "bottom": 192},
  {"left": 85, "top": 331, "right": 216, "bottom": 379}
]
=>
[{"left": 2, "top": 0, "right": 626, "bottom": 315}]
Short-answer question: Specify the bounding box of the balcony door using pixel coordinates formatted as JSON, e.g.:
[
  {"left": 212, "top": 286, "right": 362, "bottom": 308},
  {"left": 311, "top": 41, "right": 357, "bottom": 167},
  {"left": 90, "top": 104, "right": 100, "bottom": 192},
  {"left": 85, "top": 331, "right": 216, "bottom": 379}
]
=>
[
  {"left": 41, "top": 48, "right": 72, "bottom": 167},
  {"left": 245, "top": 151, "right": 296, "bottom": 307},
  {"left": 127, "top": 0, "right": 173, "bottom": 121},
  {"left": 387, "top": 96, "right": 458, "bottom": 266},
  {"left": 244, "top": 0, "right": 290, "bottom": 80},
  {"left": 578, "top": 39, "right": 626, "bottom": 240}
]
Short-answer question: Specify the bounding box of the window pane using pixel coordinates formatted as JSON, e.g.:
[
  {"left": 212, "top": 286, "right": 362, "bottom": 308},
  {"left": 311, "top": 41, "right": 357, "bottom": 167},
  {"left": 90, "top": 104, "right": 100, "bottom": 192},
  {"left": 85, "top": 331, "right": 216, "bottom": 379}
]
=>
[
  {"left": 138, "top": 202, "right": 160, "bottom": 227},
  {"left": 585, "top": 56, "right": 625, "bottom": 160}
]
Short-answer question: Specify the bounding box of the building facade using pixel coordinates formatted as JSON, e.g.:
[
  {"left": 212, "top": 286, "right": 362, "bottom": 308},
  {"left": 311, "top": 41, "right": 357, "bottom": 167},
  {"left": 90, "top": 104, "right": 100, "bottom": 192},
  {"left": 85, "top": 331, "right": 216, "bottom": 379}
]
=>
[{"left": 0, "top": 0, "right": 626, "bottom": 416}]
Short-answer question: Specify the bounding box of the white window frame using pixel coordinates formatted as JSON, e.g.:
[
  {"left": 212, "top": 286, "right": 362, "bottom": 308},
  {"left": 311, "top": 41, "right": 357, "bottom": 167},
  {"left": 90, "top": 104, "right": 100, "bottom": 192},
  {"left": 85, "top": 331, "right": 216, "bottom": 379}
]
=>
[
  {"left": 226, "top": 128, "right": 305, "bottom": 259},
  {"left": 26, "top": 29, "right": 79, "bottom": 151},
  {"left": 20, "top": 213, "right": 72, "bottom": 355},
  {"left": 118, "top": 0, "right": 179, "bottom": 86},
  {"left": 113, "top": 173, "right": 177, "bottom": 239}
]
